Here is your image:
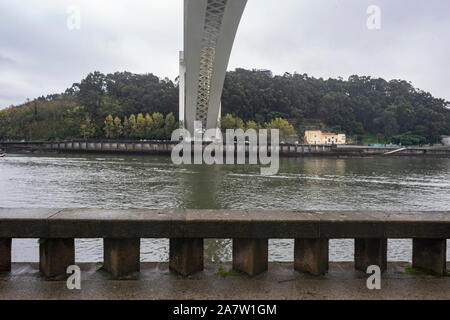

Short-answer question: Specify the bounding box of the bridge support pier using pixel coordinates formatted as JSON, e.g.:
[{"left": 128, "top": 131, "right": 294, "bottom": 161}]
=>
[
  {"left": 294, "top": 239, "right": 329, "bottom": 275},
  {"left": 355, "top": 238, "right": 387, "bottom": 272},
  {"left": 233, "top": 239, "right": 268, "bottom": 276},
  {"left": 0, "top": 238, "right": 12, "bottom": 272},
  {"left": 413, "top": 239, "right": 447, "bottom": 275},
  {"left": 169, "top": 238, "right": 204, "bottom": 276},
  {"left": 39, "top": 238, "right": 75, "bottom": 278},
  {"left": 104, "top": 238, "right": 140, "bottom": 279}
]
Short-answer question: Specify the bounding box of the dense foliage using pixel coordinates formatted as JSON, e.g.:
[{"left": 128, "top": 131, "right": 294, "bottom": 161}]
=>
[
  {"left": 387, "top": 132, "right": 428, "bottom": 146},
  {"left": 99, "top": 112, "right": 178, "bottom": 140},
  {"left": 222, "top": 69, "right": 450, "bottom": 143},
  {"left": 1, "top": 69, "right": 449, "bottom": 143}
]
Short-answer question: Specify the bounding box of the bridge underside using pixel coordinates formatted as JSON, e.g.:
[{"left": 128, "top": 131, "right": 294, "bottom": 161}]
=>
[{"left": 180, "top": 0, "right": 247, "bottom": 135}]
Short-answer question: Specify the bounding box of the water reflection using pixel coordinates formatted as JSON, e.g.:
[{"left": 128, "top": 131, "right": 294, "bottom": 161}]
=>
[{"left": 1, "top": 153, "right": 449, "bottom": 262}]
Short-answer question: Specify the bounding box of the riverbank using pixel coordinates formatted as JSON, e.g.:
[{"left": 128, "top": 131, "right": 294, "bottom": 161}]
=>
[
  {"left": 0, "top": 262, "right": 448, "bottom": 300},
  {"left": 1, "top": 140, "right": 450, "bottom": 157}
]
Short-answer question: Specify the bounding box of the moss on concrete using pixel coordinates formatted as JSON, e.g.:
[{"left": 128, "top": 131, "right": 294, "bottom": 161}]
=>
[
  {"left": 216, "top": 266, "right": 242, "bottom": 278},
  {"left": 405, "top": 265, "right": 449, "bottom": 277},
  {"left": 95, "top": 262, "right": 105, "bottom": 272}
]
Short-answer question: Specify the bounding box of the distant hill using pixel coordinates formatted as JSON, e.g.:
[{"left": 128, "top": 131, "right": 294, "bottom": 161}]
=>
[{"left": 1, "top": 69, "right": 449, "bottom": 143}]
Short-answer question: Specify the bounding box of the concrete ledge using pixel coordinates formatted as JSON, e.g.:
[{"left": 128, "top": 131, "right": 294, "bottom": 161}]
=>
[
  {"left": 0, "top": 209, "right": 448, "bottom": 278},
  {"left": 0, "top": 208, "right": 62, "bottom": 238},
  {"left": 1, "top": 209, "right": 448, "bottom": 239}
]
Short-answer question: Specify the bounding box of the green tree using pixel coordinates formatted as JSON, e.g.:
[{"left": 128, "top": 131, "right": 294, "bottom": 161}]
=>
[
  {"left": 129, "top": 114, "right": 138, "bottom": 138},
  {"left": 123, "top": 116, "right": 131, "bottom": 138},
  {"left": 265, "top": 118, "right": 297, "bottom": 138},
  {"left": 63, "top": 106, "right": 84, "bottom": 138},
  {"left": 144, "top": 113, "right": 154, "bottom": 138},
  {"left": 136, "top": 113, "right": 146, "bottom": 138},
  {"left": 245, "top": 120, "right": 260, "bottom": 130},
  {"left": 104, "top": 115, "right": 114, "bottom": 138},
  {"left": 388, "top": 132, "right": 427, "bottom": 146},
  {"left": 221, "top": 114, "right": 237, "bottom": 130},
  {"left": 80, "top": 116, "right": 96, "bottom": 139},
  {"left": 152, "top": 112, "right": 165, "bottom": 139},
  {"left": 235, "top": 117, "right": 245, "bottom": 130},
  {"left": 113, "top": 116, "right": 123, "bottom": 138},
  {"left": 73, "top": 71, "right": 106, "bottom": 125},
  {"left": 164, "top": 112, "right": 177, "bottom": 139}
]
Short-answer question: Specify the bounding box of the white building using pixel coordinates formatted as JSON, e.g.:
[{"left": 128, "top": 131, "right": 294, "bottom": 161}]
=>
[{"left": 442, "top": 136, "right": 450, "bottom": 146}]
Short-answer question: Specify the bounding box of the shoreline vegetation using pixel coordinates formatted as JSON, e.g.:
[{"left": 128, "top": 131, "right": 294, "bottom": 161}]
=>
[{"left": 0, "top": 69, "right": 449, "bottom": 145}]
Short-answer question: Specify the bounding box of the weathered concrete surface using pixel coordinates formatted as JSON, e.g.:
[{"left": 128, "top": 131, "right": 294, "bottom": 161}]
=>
[
  {"left": 39, "top": 239, "right": 75, "bottom": 279},
  {"left": 294, "top": 239, "right": 329, "bottom": 276},
  {"left": 413, "top": 239, "right": 447, "bottom": 275},
  {"left": 169, "top": 238, "right": 204, "bottom": 276},
  {"left": 48, "top": 208, "right": 186, "bottom": 238},
  {"left": 0, "top": 262, "right": 448, "bottom": 300},
  {"left": 0, "top": 208, "right": 62, "bottom": 238},
  {"left": 355, "top": 239, "right": 387, "bottom": 272},
  {"left": 1, "top": 208, "right": 449, "bottom": 239},
  {"left": 0, "top": 239, "right": 11, "bottom": 272},
  {"left": 104, "top": 238, "right": 140, "bottom": 279},
  {"left": 233, "top": 239, "right": 268, "bottom": 276}
]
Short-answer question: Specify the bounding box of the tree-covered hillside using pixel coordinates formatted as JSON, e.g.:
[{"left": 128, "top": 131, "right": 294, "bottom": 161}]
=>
[{"left": 1, "top": 69, "right": 449, "bottom": 143}]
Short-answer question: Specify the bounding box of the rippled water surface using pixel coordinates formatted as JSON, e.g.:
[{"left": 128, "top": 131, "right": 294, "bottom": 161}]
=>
[{"left": 1, "top": 153, "right": 449, "bottom": 262}]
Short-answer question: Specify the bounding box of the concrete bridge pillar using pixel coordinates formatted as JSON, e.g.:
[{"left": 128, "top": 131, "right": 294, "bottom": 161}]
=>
[
  {"left": 355, "top": 238, "right": 387, "bottom": 272},
  {"left": 104, "top": 238, "right": 141, "bottom": 279},
  {"left": 233, "top": 239, "right": 268, "bottom": 276},
  {"left": 182, "top": 0, "right": 247, "bottom": 134},
  {"left": 294, "top": 239, "right": 329, "bottom": 275},
  {"left": 39, "top": 238, "right": 75, "bottom": 279},
  {"left": 413, "top": 239, "right": 447, "bottom": 275},
  {"left": 0, "top": 238, "right": 12, "bottom": 272}
]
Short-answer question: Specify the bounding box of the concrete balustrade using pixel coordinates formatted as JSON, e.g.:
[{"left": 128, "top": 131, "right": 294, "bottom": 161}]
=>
[
  {"left": 355, "top": 238, "right": 387, "bottom": 272},
  {"left": 5, "top": 140, "right": 450, "bottom": 157},
  {"left": 294, "top": 239, "right": 329, "bottom": 275},
  {"left": 169, "top": 238, "right": 204, "bottom": 276},
  {"left": 104, "top": 238, "right": 140, "bottom": 279},
  {"left": 233, "top": 239, "right": 268, "bottom": 276},
  {"left": 0, "top": 140, "right": 343, "bottom": 156},
  {"left": 413, "top": 238, "right": 447, "bottom": 275},
  {"left": 0, "top": 238, "right": 12, "bottom": 272},
  {"left": 0, "top": 209, "right": 448, "bottom": 280},
  {"left": 39, "top": 239, "right": 75, "bottom": 279}
]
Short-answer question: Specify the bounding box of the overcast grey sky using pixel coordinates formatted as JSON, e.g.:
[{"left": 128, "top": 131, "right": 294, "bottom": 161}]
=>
[{"left": 1, "top": 0, "right": 449, "bottom": 109}]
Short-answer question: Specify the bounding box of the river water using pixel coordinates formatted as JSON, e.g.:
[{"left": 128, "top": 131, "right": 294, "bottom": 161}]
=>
[{"left": 0, "top": 153, "right": 449, "bottom": 262}]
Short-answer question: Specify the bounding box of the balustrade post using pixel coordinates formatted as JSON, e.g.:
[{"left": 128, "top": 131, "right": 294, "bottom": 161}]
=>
[
  {"left": 355, "top": 238, "right": 387, "bottom": 272},
  {"left": 413, "top": 239, "right": 447, "bottom": 276},
  {"left": 294, "top": 239, "right": 329, "bottom": 275},
  {"left": 0, "top": 238, "right": 12, "bottom": 272},
  {"left": 39, "top": 238, "right": 75, "bottom": 279},
  {"left": 233, "top": 239, "right": 268, "bottom": 276},
  {"left": 169, "top": 238, "right": 204, "bottom": 276},
  {"left": 104, "top": 238, "right": 141, "bottom": 279}
]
